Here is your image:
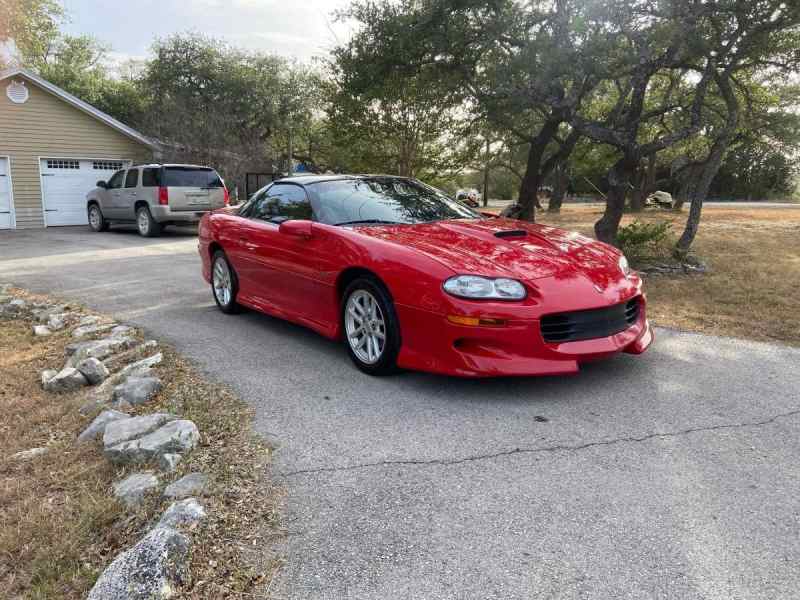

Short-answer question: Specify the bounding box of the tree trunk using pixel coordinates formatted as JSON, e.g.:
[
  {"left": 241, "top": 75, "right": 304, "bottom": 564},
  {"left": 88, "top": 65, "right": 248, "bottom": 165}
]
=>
[
  {"left": 630, "top": 153, "right": 656, "bottom": 211},
  {"left": 482, "top": 138, "right": 490, "bottom": 207},
  {"left": 629, "top": 164, "right": 646, "bottom": 212},
  {"left": 677, "top": 75, "right": 739, "bottom": 253},
  {"left": 548, "top": 163, "right": 567, "bottom": 213},
  {"left": 595, "top": 155, "right": 637, "bottom": 244},
  {"left": 516, "top": 117, "right": 562, "bottom": 221}
]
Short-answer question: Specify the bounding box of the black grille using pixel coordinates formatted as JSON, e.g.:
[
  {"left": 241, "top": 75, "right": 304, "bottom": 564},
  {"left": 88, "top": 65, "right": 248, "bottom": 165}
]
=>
[{"left": 540, "top": 298, "right": 640, "bottom": 343}]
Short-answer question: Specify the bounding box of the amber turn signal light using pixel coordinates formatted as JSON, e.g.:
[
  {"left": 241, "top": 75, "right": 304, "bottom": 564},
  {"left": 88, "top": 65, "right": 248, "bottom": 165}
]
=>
[{"left": 447, "top": 315, "right": 507, "bottom": 327}]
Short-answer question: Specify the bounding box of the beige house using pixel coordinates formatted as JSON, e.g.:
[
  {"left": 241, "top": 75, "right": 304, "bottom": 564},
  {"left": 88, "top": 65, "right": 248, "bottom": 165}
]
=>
[{"left": 0, "top": 67, "right": 157, "bottom": 229}]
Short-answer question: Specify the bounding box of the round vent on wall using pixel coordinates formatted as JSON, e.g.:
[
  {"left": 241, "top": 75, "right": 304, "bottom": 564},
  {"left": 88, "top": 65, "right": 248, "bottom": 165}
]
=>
[{"left": 6, "top": 80, "right": 29, "bottom": 104}]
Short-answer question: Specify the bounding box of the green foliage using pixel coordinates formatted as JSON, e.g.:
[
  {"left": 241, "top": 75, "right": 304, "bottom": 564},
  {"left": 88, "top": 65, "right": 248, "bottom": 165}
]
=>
[
  {"left": 0, "top": 0, "right": 63, "bottom": 66},
  {"left": 617, "top": 220, "right": 675, "bottom": 263}
]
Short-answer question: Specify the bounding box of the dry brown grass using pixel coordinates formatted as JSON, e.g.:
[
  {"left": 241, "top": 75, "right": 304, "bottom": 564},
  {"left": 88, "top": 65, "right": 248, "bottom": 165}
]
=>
[
  {"left": 0, "top": 291, "right": 279, "bottom": 599},
  {"left": 536, "top": 205, "right": 800, "bottom": 346}
]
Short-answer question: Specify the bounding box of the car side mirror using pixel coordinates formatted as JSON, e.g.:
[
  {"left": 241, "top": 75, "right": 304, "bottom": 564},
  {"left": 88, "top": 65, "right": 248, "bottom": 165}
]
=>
[
  {"left": 278, "top": 219, "right": 313, "bottom": 238},
  {"left": 96, "top": 180, "right": 107, "bottom": 189}
]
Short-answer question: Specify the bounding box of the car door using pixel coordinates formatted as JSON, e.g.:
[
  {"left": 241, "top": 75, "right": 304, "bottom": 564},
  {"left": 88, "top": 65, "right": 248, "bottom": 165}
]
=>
[
  {"left": 239, "top": 183, "right": 326, "bottom": 322},
  {"left": 120, "top": 168, "right": 140, "bottom": 217},
  {"left": 102, "top": 170, "right": 126, "bottom": 218}
]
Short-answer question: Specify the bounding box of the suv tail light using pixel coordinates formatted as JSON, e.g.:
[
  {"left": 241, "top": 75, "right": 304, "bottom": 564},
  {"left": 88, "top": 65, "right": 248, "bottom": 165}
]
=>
[
  {"left": 223, "top": 187, "right": 230, "bottom": 206},
  {"left": 158, "top": 186, "right": 169, "bottom": 205}
]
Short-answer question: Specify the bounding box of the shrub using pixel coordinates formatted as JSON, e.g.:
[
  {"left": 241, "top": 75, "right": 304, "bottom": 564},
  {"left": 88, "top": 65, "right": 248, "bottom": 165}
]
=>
[{"left": 617, "top": 220, "right": 675, "bottom": 263}]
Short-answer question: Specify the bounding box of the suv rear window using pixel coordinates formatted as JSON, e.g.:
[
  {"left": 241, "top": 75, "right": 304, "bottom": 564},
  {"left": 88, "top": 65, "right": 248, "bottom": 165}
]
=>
[{"left": 163, "top": 167, "right": 223, "bottom": 188}]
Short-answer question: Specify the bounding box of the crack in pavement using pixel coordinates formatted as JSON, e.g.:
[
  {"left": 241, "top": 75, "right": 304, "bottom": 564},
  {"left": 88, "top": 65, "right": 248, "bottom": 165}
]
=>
[{"left": 278, "top": 408, "right": 800, "bottom": 478}]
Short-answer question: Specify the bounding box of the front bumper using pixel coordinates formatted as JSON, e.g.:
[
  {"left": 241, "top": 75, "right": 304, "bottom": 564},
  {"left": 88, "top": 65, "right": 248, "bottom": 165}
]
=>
[{"left": 395, "top": 296, "right": 653, "bottom": 378}]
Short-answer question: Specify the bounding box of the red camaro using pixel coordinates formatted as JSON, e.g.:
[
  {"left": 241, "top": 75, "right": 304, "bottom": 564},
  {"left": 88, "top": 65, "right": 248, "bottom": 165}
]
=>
[{"left": 198, "top": 175, "right": 652, "bottom": 377}]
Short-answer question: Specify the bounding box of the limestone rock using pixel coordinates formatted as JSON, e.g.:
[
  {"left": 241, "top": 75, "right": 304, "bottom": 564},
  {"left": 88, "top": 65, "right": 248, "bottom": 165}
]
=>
[
  {"left": 77, "top": 357, "right": 110, "bottom": 385},
  {"left": 41, "top": 369, "right": 58, "bottom": 387},
  {"left": 105, "top": 420, "right": 200, "bottom": 465},
  {"left": 47, "top": 314, "right": 67, "bottom": 331},
  {"left": 157, "top": 498, "right": 206, "bottom": 530},
  {"left": 163, "top": 473, "right": 208, "bottom": 499},
  {"left": 112, "top": 376, "right": 161, "bottom": 406},
  {"left": 78, "top": 409, "right": 130, "bottom": 442},
  {"left": 110, "top": 325, "right": 134, "bottom": 337},
  {"left": 86, "top": 526, "right": 190, "bottom": 600},
  {"left": 78, "top": 315, "right": 101, "bottom": 327},
  {"left": 33, "top": 324, "right": 52, "bottom": 337},
  {"left": 103, "top": 341, "right": 158, "bottom": 373},
  {"left": 12, "top": 447, "right": 48, "bottom": 460},
  {"left": 66, "top": 336, "right": 136, "bottom": 366},
  {"left": 158, "top": 453, "right": 182, "bottom": 473},
  {"left": 43, "top": 367, "right": 88, "bottom": 393},
  {"left": 113, "top": 472, "right": 160, "bottom": 507},
  {"left": 103, "top": 413, "right": 177, "bottom": 448},
  {"left": 72, "top": 322, "right": 117, "bottom": 339}
]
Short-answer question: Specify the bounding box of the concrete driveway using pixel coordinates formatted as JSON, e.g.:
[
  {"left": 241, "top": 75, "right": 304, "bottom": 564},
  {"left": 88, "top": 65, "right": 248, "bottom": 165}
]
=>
[{"left": 2, "top": 226, "right": 799, "bottom": 599}]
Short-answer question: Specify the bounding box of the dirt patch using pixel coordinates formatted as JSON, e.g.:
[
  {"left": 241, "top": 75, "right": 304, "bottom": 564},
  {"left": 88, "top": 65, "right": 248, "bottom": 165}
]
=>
[{"left": 0, "top": 290, "right": 280, "bottom": 598}]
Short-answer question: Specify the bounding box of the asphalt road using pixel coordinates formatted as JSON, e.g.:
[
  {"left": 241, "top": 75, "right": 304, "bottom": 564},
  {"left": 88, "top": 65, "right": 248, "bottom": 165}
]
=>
[{"left": 2, "top": 226, "right": 800, "bottom": 599}]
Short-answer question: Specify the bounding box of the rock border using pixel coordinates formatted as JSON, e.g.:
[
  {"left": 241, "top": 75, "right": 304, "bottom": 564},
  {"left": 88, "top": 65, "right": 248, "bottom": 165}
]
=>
[{"left": 1, "top": 285, "right": 209, "bottom": 599}]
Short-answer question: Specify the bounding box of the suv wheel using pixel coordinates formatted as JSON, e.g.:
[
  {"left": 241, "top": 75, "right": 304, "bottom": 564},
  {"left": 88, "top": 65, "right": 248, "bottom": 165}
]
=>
[
  {"left": 342, "top": 277, "right": 401, "bottom": 375},
  {"left": 88, "top": 204, "right": 109, "bottom": 232},
  {"left": 136, "top": 205, "right": 162, "bottom": 237}
]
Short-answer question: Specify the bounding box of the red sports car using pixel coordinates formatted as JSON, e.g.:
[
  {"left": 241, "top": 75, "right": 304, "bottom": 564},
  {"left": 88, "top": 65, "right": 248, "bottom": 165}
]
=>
[{"left": 198, "top": 175, "right": 652, "bottom": 377}]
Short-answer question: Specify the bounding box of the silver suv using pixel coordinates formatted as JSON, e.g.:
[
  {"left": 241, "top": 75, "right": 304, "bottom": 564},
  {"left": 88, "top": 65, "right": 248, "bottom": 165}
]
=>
[{"left": 86, "top": 164, "right": 228, "bottom": 237}]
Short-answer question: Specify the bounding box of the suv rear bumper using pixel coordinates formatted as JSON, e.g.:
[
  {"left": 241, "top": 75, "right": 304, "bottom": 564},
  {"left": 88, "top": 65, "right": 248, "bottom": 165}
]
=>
[{"left": 150, "top": 205, "right": 209, "bottom": 224}]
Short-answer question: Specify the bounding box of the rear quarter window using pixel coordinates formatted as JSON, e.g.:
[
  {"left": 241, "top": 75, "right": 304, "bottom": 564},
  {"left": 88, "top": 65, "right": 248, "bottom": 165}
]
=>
[
  {"left": 163, "top": 167, "right": 223, "bottom": 188},
  {"left": 142, "top": 168, "right": 160, "bottom": 187}
]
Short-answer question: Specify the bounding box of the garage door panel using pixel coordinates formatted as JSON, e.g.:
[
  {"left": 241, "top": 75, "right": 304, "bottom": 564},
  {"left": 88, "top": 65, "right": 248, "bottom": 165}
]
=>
[
  {"left": 40, "top": 158, "right": 129, "bottom": 226},
  {"left": 0, "top": 158, "right": 11, "bottom": 229}
]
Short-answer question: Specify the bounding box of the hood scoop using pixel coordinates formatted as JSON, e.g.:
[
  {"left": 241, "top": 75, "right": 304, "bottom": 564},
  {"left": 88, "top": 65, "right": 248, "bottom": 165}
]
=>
[{"left": 494, "top": 229, "right": 528, "bottom": 239}]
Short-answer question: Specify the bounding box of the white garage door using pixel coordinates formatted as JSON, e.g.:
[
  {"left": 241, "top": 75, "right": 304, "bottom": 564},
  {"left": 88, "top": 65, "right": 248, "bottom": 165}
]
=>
[
  {"left": 41, "top": 158, "right": 130, "bottom": 226},
  {"left": 0, "top": 157, "right": 12, "bottom": 229}
]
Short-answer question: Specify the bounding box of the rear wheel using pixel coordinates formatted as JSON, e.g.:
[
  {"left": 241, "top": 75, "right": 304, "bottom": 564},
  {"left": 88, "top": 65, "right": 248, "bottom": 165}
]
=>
[
  {"left": 136, "top": 205, "right": 162, "bottom": 237},
  {"left": 342, "top": 277, "right": 400, "bottom": 375},
  {"left": 211, "top": 251, "right": 241, "bottom": 314},
  {"left": 88, "top": 204, "right": 108, "bottom": 232}
]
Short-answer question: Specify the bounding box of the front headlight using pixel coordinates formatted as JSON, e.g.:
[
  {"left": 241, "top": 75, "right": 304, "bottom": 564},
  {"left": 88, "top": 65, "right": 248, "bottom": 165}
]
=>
[
  {"left": 618, "top": 255, "right": 632, "bottom": 277},
  {"left": 443, "top": 275, "right": 527, "bottom": 300}
]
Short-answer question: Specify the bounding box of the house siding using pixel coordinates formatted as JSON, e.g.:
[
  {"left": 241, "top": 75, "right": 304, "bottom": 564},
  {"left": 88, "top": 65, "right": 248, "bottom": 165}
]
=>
[{"left": 0, "top": 75, "right": 153, "bottom": 228}]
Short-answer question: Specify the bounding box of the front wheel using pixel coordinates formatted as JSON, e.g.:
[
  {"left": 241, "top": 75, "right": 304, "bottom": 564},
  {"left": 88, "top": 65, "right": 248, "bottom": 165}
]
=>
[
  {"left": 211, "top": 251, "right": 241, "bottom": 314},
  {"left": 342, "top": 278, "right": 401, "bottom": 375},
  {"left": 88, "top": 204, "right": 109, "bottom": 232},
  {"left": 136, "top": 206, "right": 162, "bottom": 237}
]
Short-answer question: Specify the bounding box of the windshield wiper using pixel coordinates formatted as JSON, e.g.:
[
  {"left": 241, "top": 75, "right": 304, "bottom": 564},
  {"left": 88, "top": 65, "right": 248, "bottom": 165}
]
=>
[{"left": 334, "top": 219, "right": 403, "bottom": 226}]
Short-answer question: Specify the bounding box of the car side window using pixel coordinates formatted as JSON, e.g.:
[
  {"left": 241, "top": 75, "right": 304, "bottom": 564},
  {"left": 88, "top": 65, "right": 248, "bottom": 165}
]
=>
[
  {"left": 107, "top": 170, "right": 125, "bottom": 189},
  {"left": 142, "top": 168, "right": 160, "bottom": 187},
  {"left": 251, "top": 183, "right": 312, "bottom": 223},
  {"left": 124, "top": 169, "right": 139, "bottom": 188}
]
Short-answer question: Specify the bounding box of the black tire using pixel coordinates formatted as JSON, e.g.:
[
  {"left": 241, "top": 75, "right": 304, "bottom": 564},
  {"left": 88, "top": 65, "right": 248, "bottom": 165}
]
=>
[
  {"left": 341, "top": 277, "right": 401, "bottom": 375},
  {"left": 211, "top": 250, "right": 241, "bottom": 314},
  {"left": 88, "top": 203, "right": 109, "bottom": 232},
  {"left": 136, "top": 205, "right": 162, "bottom": 237}
]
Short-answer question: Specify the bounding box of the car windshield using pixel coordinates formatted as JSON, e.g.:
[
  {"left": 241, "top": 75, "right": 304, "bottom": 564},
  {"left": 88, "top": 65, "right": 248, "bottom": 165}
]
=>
[
  {"left": 308, "top": 178, "right": 481, "bottom": 226},
  {"left": 162, "top": 167, "right": 223, "bottom": 188}
]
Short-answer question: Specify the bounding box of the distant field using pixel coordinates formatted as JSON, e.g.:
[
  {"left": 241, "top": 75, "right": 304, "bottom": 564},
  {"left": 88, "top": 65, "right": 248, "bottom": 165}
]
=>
[{"left": 534, "top": 206, "right": 800, "bottom": 346}]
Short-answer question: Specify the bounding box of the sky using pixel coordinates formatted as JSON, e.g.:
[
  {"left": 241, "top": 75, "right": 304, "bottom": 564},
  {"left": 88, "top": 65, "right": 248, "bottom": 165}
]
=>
[{"left": 61, "top": 0, "right": 354, "bottom": 64}]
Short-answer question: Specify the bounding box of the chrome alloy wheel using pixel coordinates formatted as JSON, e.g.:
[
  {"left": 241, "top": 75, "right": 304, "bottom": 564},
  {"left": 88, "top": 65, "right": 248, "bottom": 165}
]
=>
[
  {"left": 212, "top": 257, "right": 233, "bottom": 306},
  {"left": 137, "top": 209, "right": 150, "bottom": 235},
  {"left": 345, "top": 289, "right": 386, "bottom": 364},
  {"left": 89, "top": 206, "right": 101, "bottom": 229}
]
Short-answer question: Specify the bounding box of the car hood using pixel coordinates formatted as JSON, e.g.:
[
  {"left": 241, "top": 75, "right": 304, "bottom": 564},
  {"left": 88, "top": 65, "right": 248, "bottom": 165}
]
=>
[{"left": 353, "top": 218, "right": 625, "bottom": 288}]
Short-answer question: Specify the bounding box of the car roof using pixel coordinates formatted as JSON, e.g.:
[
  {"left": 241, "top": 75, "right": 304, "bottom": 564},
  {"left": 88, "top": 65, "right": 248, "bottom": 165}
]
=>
[
  {"left": 272, "top": 174, "right": 413, "bottom": 186},
  {"left": 129, "top": 163, "right": 216, "bottom": 170}
]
